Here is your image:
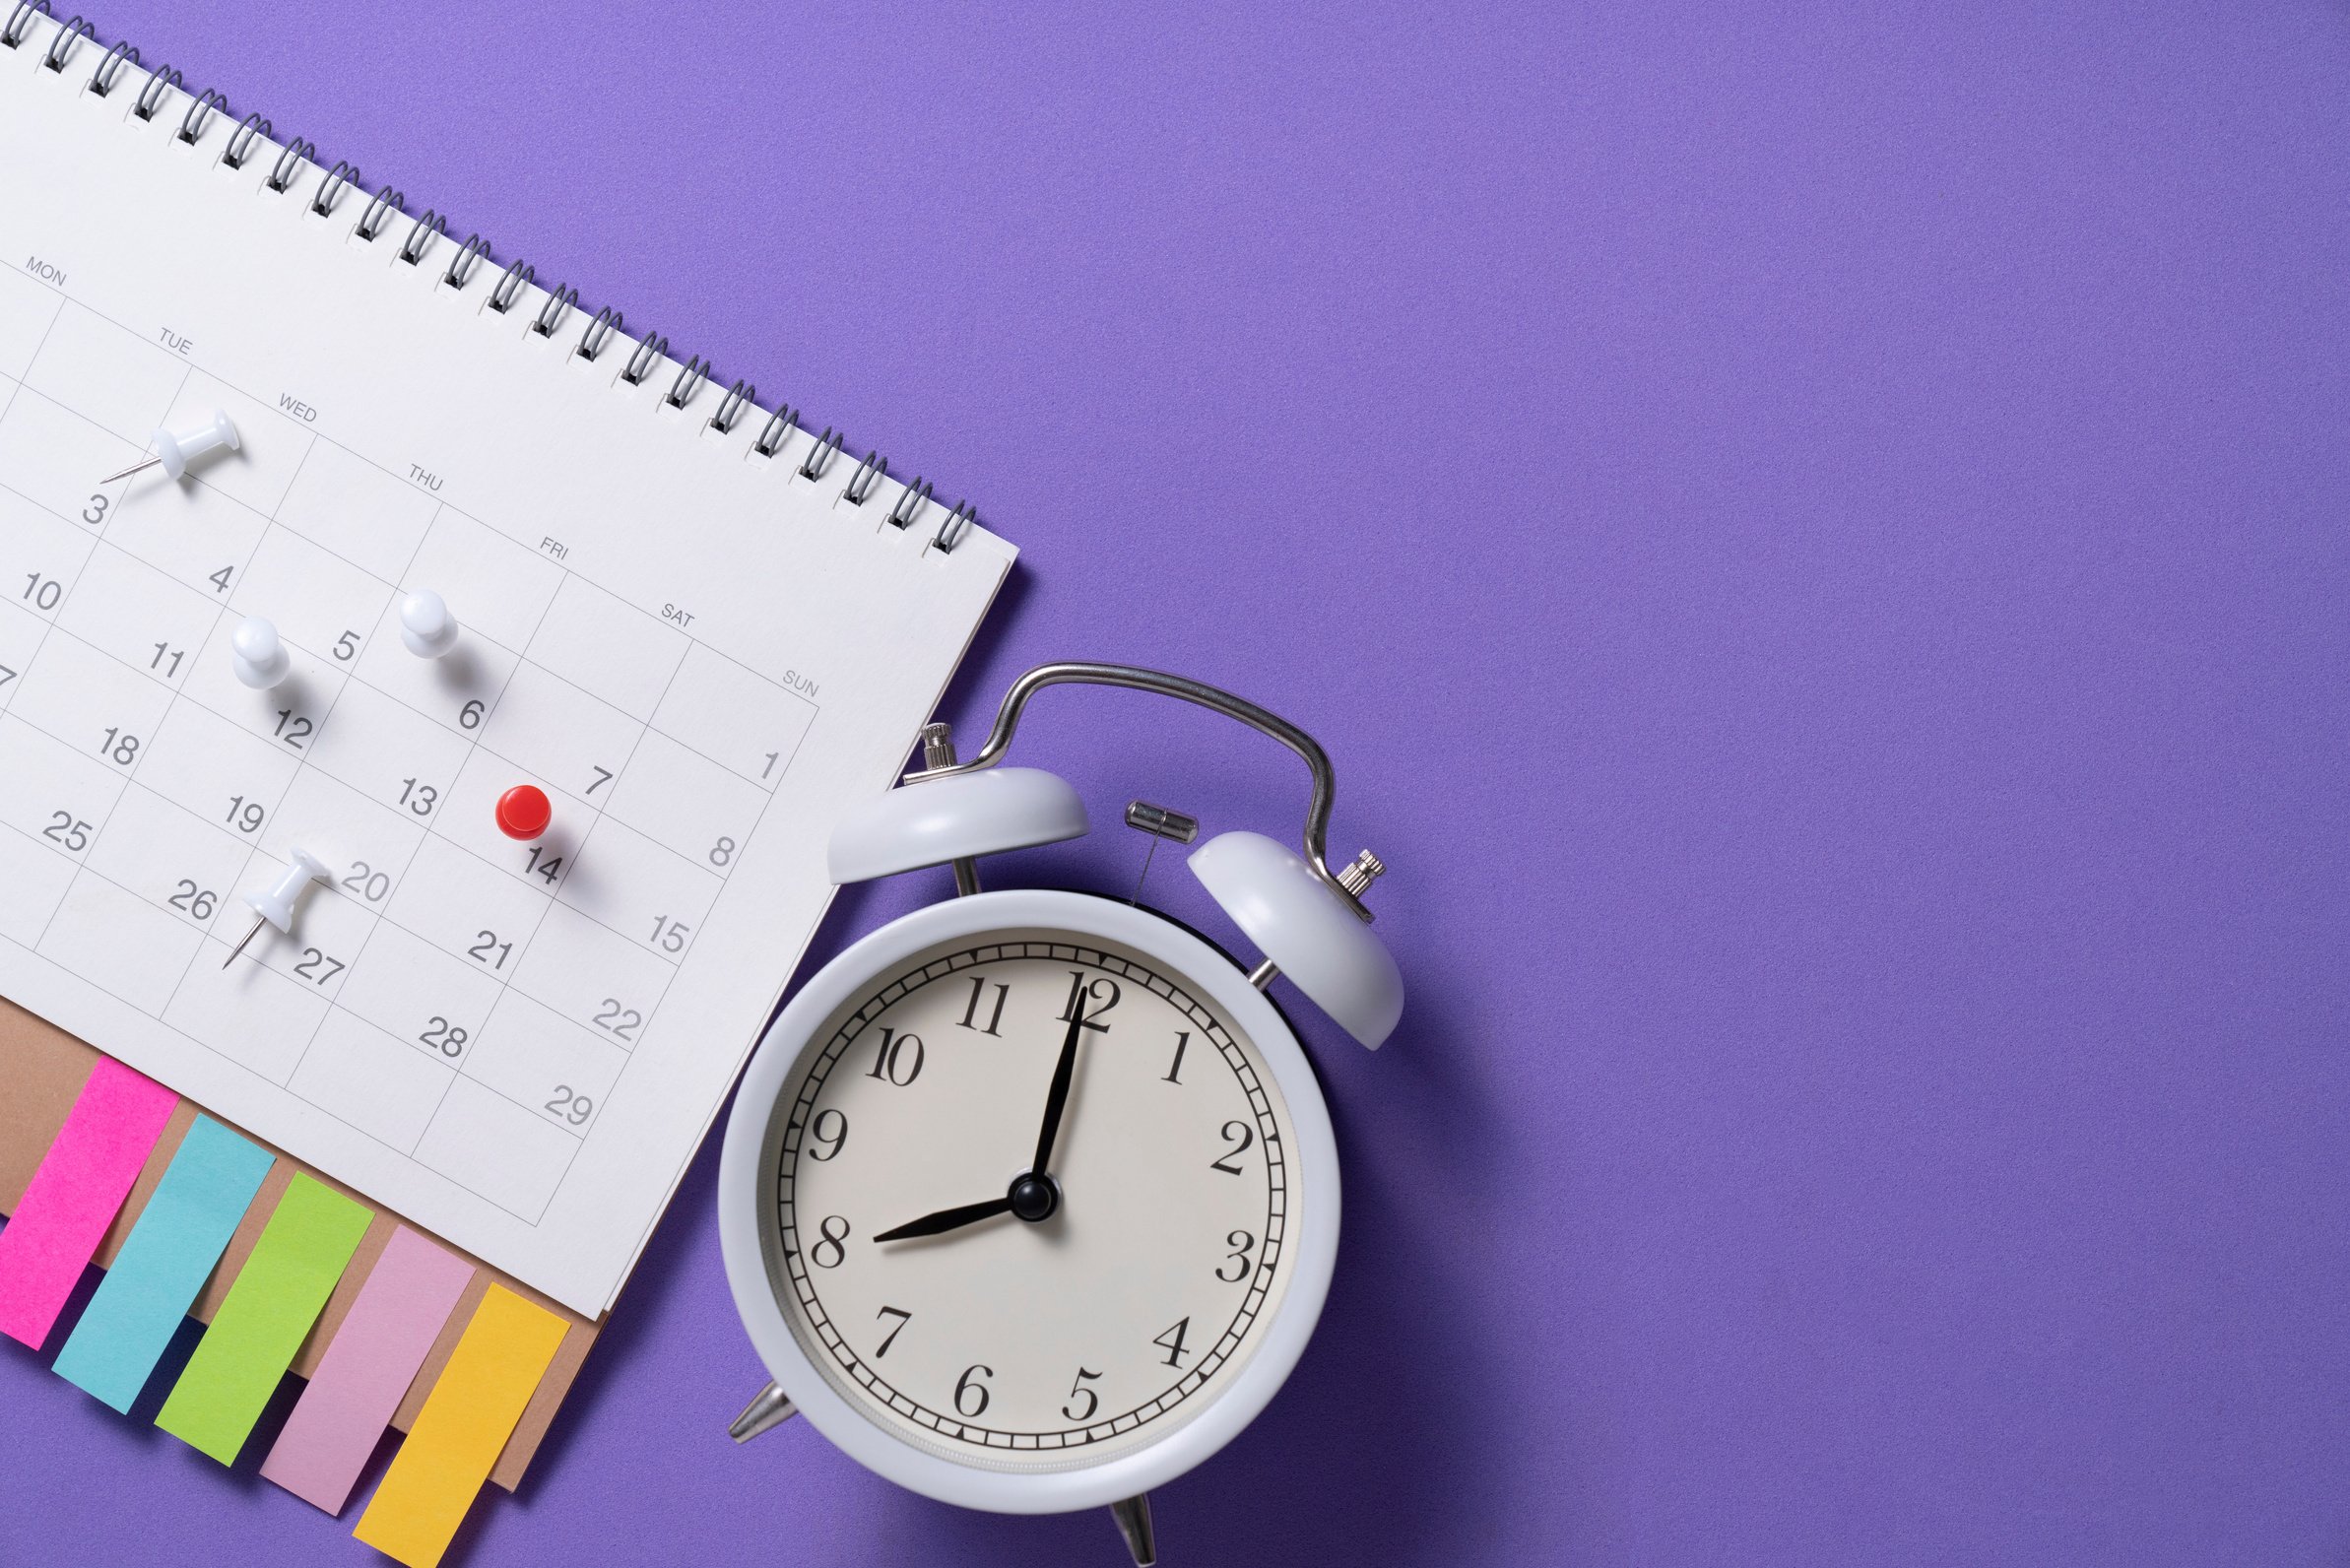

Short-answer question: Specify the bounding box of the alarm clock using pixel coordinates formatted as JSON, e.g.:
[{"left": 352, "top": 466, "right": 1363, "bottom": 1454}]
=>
[{"left": 717, "top": 662, "right": 1403, "bottom": 1565}]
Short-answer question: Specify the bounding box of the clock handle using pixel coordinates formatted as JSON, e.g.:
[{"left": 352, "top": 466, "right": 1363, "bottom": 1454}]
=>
[
  {"left": 1110, "top": 1493, "right": 1157, "bottom": 1566},
  {"left": 905, "top": 662, "right": 1374, "bottom": 923}
]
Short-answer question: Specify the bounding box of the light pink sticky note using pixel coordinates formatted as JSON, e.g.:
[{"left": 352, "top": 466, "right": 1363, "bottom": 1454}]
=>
[
  {"left": 261, "top": 1226, "right": 474, "bottom": 1514},
  {"left": 0, "top": 1059, "right": 177, "bottom": 1349}
]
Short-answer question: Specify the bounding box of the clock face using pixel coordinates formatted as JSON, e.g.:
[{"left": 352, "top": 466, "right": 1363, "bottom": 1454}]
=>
[{"left": 762, "top": 925, "right": 1303, "bottom": 1470}]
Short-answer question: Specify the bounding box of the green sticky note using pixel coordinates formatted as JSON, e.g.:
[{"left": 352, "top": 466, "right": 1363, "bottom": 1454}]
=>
[{"left": 156, "top": 1173, "right": 370, "bottom": 1465}]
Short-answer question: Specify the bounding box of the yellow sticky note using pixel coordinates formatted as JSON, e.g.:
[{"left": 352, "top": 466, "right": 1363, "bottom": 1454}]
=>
[{"left": 353, "top": 1285, "right": 567, "bottom": 1568}]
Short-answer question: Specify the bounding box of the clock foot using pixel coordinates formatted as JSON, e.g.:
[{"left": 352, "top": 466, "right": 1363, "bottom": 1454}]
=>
[
  {"left": 727, "top": 1381, "right": 799, "bottom": 1443},
  {"left": 1109, "top": 1493, "right": 1156, "bottom": 1566}
]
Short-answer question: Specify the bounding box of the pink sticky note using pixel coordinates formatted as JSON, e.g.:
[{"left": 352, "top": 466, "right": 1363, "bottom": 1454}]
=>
[
  {"left": 0, "top": 1059, "right": 177, "bottom": 1348},
  {"left": 261, "top": 1226, "right": 474, "bottom": 1514}
]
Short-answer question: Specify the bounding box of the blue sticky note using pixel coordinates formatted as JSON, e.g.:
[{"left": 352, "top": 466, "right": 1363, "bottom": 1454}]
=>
[{"left": 52, "top": 1116, "right": 273, "bottom": 1412}]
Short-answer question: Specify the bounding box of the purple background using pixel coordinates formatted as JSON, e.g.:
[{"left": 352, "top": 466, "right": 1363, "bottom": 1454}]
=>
[{"left": 5, "top": 2, "right": 2347, "bottom": 1563}]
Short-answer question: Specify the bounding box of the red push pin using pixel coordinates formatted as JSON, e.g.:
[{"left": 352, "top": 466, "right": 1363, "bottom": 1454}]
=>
[{"left": 495, "top": 784, "right": 552, "bottom": 842}]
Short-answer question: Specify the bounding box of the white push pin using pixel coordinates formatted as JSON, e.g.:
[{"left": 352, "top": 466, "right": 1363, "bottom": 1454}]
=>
[
  {"left": 100, "top": 409, "right": 241, "bottom": 484},
  {"left": 399, "top": 589, "right": 460, "bottom": 658},
  {"left": 221, "top": 848, "right": 329, "bottom": 969},
  {"left": 230, "top": 616, "right": 292, "bottom": 689}
]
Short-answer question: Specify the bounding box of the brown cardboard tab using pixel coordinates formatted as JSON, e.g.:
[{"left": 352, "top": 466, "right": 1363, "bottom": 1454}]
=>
[{"left": 0, "top": 998, "right": 98, "bottom": 1209}]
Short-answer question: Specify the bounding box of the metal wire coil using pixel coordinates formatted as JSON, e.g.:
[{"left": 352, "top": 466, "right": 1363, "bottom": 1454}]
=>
[
  {"left": 843, "top": 451, "right": 888, "bottom": 505},
  {"left": 175, "top": 86, "right": 225, "bottom": 143},
  {"left": 87, "top": 36, "right": 135, "bottom": 95},
  {"left": 40, "top": 11, "right": 88, "bottom": 69},
  {"left": 311, "top": 160, "right": 358, "bottom": 216},
  {"left": 222, "top": 110, "right": 271, "bottom": 167},
  {"left": 357, "top": 187, "right": 405, "bottom": 241},
  {"left": 1, "top": 0, "right": 48, "bottom": 49},
  {"left": 799, "top": 426, "right": 844, "bottom": 482},
  {"left": 130, "top": 61, "right": 177, "bottom": 119},
  {"left": 488, "top": 260, "right": 535, "bottom": 313}
]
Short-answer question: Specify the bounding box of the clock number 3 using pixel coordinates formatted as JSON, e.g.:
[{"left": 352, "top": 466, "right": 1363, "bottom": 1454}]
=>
[{"left": 1062, "top": 1367, "right": 1102, "bottom": 1423}]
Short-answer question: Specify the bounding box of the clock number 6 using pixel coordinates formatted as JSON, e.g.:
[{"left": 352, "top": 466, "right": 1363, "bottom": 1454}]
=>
[
  {"left": 953, "top": 1364, "right": 993, "bottom": 1419},
  {"left": 1062, "top": 1367, "right": 1102, "bottom": 1423}
]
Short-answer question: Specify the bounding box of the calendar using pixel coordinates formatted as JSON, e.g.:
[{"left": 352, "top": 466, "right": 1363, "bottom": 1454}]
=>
[{"left": 0, "top": 49, "right": 1012, "bottom": 1316}]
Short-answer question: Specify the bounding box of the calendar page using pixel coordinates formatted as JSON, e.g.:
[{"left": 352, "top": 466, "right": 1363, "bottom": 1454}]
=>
[{"left": 0, "top": 40, "right": 1012, "bottom": 1315}]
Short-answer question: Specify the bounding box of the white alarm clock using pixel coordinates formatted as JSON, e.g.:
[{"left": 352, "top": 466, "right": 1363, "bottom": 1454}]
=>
[{"left": 718, "top": 663, "right": 1402, "bottom": 1565}]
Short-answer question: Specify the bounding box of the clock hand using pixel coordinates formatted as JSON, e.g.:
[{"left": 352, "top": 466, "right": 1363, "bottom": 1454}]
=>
[
  {"left": 1030, "top": 1006, "right": 1089, "bottom": 1177},
  {"left": 873, "top": 1195, "right": 1015, "bottom": 1243},
  {"left": 877, "top": 1001, "right": 1097, "bottom": 1246}
]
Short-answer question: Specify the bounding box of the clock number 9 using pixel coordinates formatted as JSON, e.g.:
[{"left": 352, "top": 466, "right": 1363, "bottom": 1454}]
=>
[
  {"left": 807, "top": 1108, "right": 848, "bottom": 1162},
  {"left": 810, "top": 1214, "right": 850, "bottom": 1269},
  {"left": 1217, "top": 1229, "right": 1257, "bottom": 1282},
  {"left": 953, "top": 1363, "right": 993, "bottom": 1419}
]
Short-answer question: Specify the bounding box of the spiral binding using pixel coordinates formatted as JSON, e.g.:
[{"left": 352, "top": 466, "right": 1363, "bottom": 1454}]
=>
[
  {"left": 843, "top": 451, "right": 887, "bottom": 506},
  {"left": 357, "top": 187, "right": 405, "bottom": 241},
  {"left": 11, "top": 8, "right": 988, "bottom": 555},
  {"left": 752, "top": 404, "right": 799, "bottom": 458},
  {"left": 665, "top": 356, "right": 710, "bottom": 410},
  {"left": 40, "top": 12, "right": 88, "bottom": 70},
  {"left": 175, "top": 85, "right": 224, "bottom": 143},
  {"left": 0, "top": 1, "right": 48, "bottom": 50},
  {"left": 532, "top": 286, "right": 579, "bottom": 339},
  {"left": 265, "top": 137, "right": 312, "bottom": 192},
  {"left": 129, "top": 63, "right": 177, "bottom": 120},
  {"left": 488, "top": 261, "right": 535, "bottom": 314},
  {"left": 221, "top": 110, "right": 270, "bottom": 168},
  {"left": 86, "top": 37, "right": 134, "bottom": 96},
  {"left": 399, "top": 210, "right": 445, "bottom": 264},
  {"left": 575, "top": 305, "right": 622, "bottom": 361}
]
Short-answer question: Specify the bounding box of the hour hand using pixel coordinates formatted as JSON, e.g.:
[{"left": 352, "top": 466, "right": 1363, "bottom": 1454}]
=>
[{"left": 873, "top": 1196, "right": 1015, "bottom": 1243}]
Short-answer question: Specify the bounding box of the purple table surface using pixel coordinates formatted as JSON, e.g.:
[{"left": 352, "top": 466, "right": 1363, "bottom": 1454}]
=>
[{"left": 5, "top": 2, "right": 2346, "bottom": 1564}]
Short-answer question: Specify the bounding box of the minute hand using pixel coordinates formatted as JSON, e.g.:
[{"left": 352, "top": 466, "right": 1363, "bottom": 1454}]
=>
[{"left": 1030, "top": 1006, "right": 1089, "bottom": 1177}]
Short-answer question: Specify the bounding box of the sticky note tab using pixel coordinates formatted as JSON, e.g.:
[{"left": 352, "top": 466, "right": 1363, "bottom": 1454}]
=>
[
  {"left": 354, "top": 1285, "right": 567, "bottom": 1568},
  {"left": 157, "top": 1173, "right": 369, "bottom": 1464},
  {"left": 262, "top": 1227, "right": 474, "bottom": 1514},
  {"left": 0, "top": 1058, "right": 177, "bottom": 1348},
  {"left": 53, "top": 1116, "right": 273, "bottom": 1411}
]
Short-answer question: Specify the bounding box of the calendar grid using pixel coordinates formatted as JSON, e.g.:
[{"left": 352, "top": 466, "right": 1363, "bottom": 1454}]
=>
[
  {"left": 25, "top": 352, "right": 200, "bottom": 952},
  {"left": 0, "top": 294, "right": 816, "bottom": 1216},
  {"left": 19, "top": 283, "right": 823, "bottom": 725},
  {"left": 0, "top": 74, "right": 1014, "bottom": 1311}
]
